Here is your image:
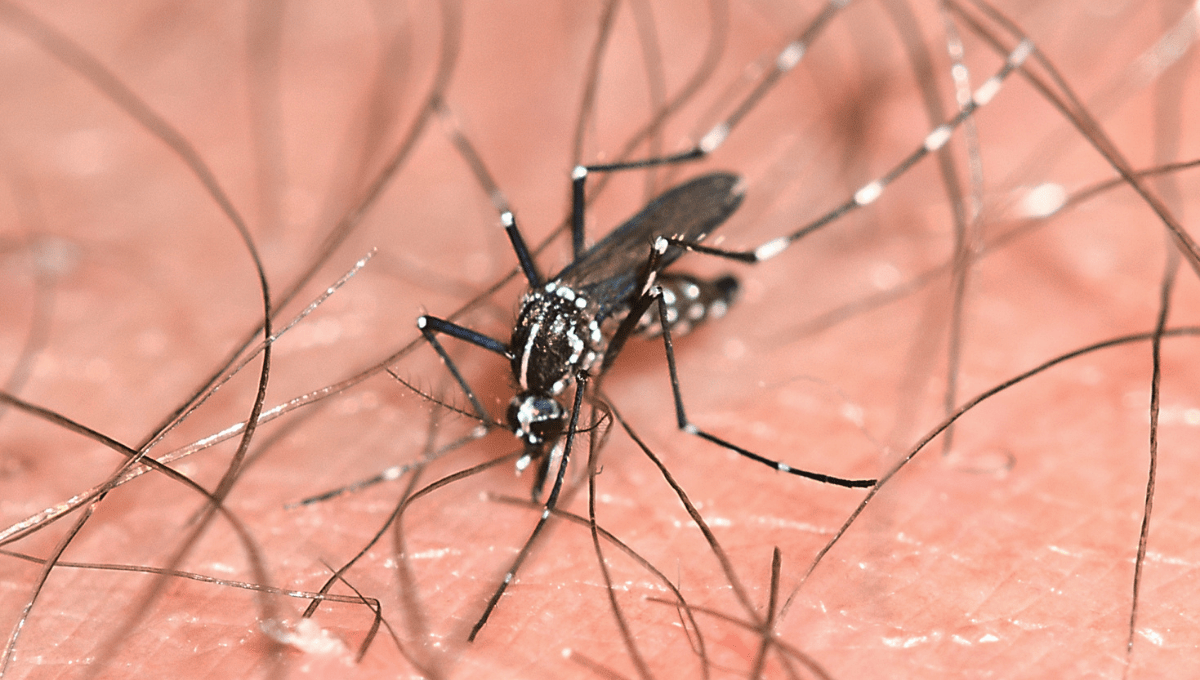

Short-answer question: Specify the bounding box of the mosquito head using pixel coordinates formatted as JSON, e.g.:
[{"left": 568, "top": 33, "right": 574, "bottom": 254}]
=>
[{"left": 507, "top": 390, "right": 566, "bottom": 452}]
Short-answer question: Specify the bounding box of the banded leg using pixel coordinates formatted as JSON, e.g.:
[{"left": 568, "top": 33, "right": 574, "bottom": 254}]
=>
[
  {"left": 659, "top": 37, "right": 1035, "bottom": 266},
  {"left": 597, "top": 238, "right": 875, "bottom": 487},
  {"left": 650, "top": 282, "right": 877, "bottom": 488},
  {"left": 441, "top": 0, "right": 897, "bottom": 275},
  {"left": 562, "top": 0, "right": 875, "bottom": 251}
]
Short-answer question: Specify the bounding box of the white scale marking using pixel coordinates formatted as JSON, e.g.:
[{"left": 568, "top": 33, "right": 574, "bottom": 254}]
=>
[
  {"left": 776, "top": 41, "right": 805, "bottom": 72},
  {"left": 754, "top": 237, "right": 788, "bottom": 262},
  {"left": 924, "top": 124, "right": 952, "bottom": 152},
  {"left": 972, "top": 76, "right": 1002, "bottom": 107},
  {"left": 854, "top": 180, "right": 883, "bottom": 206},
  {"left": 1009, "top": 38, "right": 1034, "bottom": 67},
  {"left": 699, "top": 123, "right": 729, "bottom": 154},
  {"left": 972, "top": 40, "right": 1033, "bottom": 107},
  {"left": 518, "top": 320, "right": 539, "bottom": 390}
]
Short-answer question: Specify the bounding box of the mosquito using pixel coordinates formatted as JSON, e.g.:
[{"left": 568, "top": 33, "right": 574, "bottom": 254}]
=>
[{"left": 416, "top": 10, "right": 1036, "bottom": 637}]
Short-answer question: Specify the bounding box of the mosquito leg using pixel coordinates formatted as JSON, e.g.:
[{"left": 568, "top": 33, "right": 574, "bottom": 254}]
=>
[
  {"left": 599, "top": 238, "right": 671, "bottom": 375},
  {"left": 665, "top": 37, "right": 1036, "bottom": 266},
  {"left": 468, "top": 372, "right": 590, "bottom": 641},
  {"left": 649, "top": 283, "right": 877, "bottom": 488},
  {"left": 416, "top": 315, "right": 509, "bottom": 424}
]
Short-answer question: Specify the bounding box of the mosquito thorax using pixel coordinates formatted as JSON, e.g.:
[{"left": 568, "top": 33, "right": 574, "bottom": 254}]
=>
[{"left": 509, "top": 281, "right": 605, "bottom": 396}]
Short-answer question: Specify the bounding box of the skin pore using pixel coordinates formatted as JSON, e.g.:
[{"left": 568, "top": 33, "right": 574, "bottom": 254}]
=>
[{"left": 1, "top": 0, "right": 1199, "bottom": 678}]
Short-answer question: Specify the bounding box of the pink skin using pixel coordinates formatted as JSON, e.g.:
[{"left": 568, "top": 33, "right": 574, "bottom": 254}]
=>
[{"left": 1, "top": 1, "right": 1199, "bottom": 678}]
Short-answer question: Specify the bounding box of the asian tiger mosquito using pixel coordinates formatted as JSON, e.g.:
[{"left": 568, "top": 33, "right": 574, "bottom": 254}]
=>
[
  {"left": 4, "top": 0, "right": 1194, "bottom": 676},
  {"left": 415, "top": 7, "right": 1037, "bottom": 638}
]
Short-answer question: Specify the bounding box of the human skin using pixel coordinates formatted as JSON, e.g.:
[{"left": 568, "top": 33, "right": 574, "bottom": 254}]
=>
[{"left": 1, "top": 0, "right": 1199, "bottom": 678}]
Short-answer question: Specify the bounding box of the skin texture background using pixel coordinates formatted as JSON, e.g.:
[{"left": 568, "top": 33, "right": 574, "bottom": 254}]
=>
[{"left": 1, "top": 0, "right": 1199, "bottom": 678}]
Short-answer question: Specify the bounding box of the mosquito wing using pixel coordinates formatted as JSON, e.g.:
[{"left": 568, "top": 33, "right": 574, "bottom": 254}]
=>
[{"left": 555, "top": 172, "right": 744, "bottom": 315}]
